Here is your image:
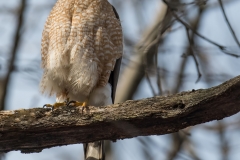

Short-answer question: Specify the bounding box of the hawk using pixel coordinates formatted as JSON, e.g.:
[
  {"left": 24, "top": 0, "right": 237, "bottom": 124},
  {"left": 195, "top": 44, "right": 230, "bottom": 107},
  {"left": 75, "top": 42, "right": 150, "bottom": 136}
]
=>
[{"left": 40, "top": 0, "right": 123, "bottom": 159}]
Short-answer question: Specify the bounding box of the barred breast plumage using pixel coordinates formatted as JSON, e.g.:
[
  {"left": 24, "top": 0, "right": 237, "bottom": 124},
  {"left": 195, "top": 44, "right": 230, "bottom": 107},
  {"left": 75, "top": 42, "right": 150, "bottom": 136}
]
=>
[{"left": 40, "top": 0, "right": 123, "bottom": 99}]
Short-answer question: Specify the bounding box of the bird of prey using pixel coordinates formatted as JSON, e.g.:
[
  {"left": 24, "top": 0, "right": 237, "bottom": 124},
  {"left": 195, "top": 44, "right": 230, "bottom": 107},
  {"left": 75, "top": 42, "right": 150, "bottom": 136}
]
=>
[{"left": 40, "top": 0, "right": 123, "bottom": 159}]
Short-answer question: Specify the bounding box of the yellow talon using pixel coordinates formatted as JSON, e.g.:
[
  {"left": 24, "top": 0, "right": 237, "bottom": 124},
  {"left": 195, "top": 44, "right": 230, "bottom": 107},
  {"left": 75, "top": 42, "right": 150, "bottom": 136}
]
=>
[
  {"left": 67, "top": 100, "right": 88, "bottom": 113},
  {"left": 82, "top": 101, "right": 88, "bottom": 107},
  {"left": 43, "top": 102, "right": 67, "bottom": 109},
  {"left": 53, "top": 102, "right": 66, "bottom": 108},
  {"left": 67, "top": 100, "right": 87, "bottom": 107},
  {"left": 75, "top": 101, "right": 84, "bottom": 106},
  {"left": 43, "top": 104, "right": 53, "bottom": 108},
  {"left": 43, "top": 99, "right": 88, "bottom": 111}
]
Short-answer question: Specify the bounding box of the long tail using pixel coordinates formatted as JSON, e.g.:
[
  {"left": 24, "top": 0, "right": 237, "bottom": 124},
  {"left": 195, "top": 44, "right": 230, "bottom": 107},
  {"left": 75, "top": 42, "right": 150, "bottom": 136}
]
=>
[{"left": 84, "top": 141, "right": 105, "bottom": 160}]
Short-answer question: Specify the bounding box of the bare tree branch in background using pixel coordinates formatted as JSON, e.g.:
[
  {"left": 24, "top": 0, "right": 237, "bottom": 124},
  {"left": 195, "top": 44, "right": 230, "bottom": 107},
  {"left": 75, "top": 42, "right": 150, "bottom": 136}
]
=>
[
  {"left": 0, "top": 0, "right": 26, "bottom": 110},
  {"left": 167, "top": 132, "right": 186, "bottom": 160},
  {"left": 217, "top": 121, "right": 229, "bottom": 160},
  {"left": 172, "top": 3, "right": 204, "bottom": 93},
  {"left": 163, "top": 0, "right": 240, "bottom": 57},
  {"left": 116, "top": 3, "right": 171, "bottom": 102},
  {"left": 186, "top": 28, "right": 201, "bottom": 83},
  {"left": 218, "top": 0, "right": 240, "bottom": 49}
]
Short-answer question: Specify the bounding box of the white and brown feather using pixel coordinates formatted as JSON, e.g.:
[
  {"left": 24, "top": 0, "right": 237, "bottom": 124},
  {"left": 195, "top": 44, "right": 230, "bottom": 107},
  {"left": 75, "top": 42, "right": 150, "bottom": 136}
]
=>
[{"left": 40, "top": 0, "right": 123, "bottom": 100}]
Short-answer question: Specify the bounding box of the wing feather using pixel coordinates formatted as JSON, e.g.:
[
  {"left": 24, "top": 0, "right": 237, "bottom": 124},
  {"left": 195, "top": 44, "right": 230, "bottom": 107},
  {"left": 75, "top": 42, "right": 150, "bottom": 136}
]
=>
[{"left": 108, "top": 6, "right": 122, "bottom": 103}]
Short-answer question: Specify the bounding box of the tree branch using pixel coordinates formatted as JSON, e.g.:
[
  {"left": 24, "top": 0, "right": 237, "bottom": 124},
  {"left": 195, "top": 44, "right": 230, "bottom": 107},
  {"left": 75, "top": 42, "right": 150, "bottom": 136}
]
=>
[
  {"left": 0, "top": 0, "right": 26, "bottom": 110},
  {"left": 162, "top": 0, "right": 240, "bottom": 58},
  {"left": 1, "top": 76, "right": 240, "bottom": 153},
  {"left": 115, "top": 3, "right": 169, "bottom": 102},
  {"left": 218, "top": 0, "right": 240, "bottom": 49}
]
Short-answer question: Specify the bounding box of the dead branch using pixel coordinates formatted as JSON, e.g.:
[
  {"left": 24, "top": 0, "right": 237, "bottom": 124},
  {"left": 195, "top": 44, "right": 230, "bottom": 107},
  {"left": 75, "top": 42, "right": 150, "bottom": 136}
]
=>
[
  {"left": 218, "top": 0, "right": 240, "bottom": 49},
  {"left": 0, "top": 75, "right": 240, "bottom": 153},
  {"left": 115, "top": 3, "right": 169, "bottom": 102},
  {"left": 0, "top": 0, "right": 26, "bottom": 110},
  {"left": 162, "top": 0, "right": 240, "bottom": 58}
]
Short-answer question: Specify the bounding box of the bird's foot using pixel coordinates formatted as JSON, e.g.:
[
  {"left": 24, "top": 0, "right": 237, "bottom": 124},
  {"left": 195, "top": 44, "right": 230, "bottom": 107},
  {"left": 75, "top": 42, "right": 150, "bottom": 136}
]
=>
[
  {"left": 43, "top": 102, "right": 66, "bottom": 110},
  {"left": 67, "top": 101, "right": 88, "bottom": 113},
  {"left": 43, "top": 98, "right": 69, "bottom": 110}
]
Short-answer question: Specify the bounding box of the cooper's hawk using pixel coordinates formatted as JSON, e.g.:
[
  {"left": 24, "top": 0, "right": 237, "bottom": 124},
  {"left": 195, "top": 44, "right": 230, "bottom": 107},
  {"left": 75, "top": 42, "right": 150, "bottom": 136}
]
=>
[{"left": 40, "top": 0, "right": 123, "bottom": 159}]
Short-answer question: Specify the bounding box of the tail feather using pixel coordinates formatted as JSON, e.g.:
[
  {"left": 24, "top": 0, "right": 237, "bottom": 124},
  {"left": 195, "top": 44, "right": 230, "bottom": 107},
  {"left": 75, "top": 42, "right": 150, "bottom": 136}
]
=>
[
  {"left": 84, "top": 141, "right": 105, "bottom": 160},
  {"left": 84, "top": 83, "right": 111, "bottom": 160}
]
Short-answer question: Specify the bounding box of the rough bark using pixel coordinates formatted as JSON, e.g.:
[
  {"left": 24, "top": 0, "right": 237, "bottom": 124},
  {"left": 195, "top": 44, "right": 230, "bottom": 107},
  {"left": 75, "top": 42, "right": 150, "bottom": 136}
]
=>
[{"left": 1, "top": 76, "right": 240, "bottom": 153}]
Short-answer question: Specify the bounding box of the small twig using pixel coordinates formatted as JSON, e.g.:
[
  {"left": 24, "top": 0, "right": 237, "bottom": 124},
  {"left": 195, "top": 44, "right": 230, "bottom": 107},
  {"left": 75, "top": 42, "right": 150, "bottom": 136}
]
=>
[
  {"left": 221, "top": 48, "right": 239, "bottom": 58},
  {"left": 0, "top": 0, "right": 26, "bottom": 110},
  {"left": 185, "top": 28, "right": 202, "bottom": 83},
  {"left": 184, "top": 138, "right": 201, "bottom": 160},
  {"left": 217, "top": 122, "right": 229, "bottom": 160},
  {"left": 155, "top": 51, "right": 163, "bottom": 95},
  {"left": 142, "top": 19, "right": 176, "bottom": 55},
  {"left": 162, "top": 0, "right": 240, "bottom": 58},
  {"left": 218, "top": 0, "right": 240, "bottom": 49},
  {"left": 145, "top": 70, "right": 157, "bottom": 96},
  {"left": 138, "top": 137, "right": 155, "bottom": 160},
  {"left": 172, "top": 3, "right": 204, "bottom": 93},
  {"left": 150, "top": 30, "right": 163, "bottom": 95},
  {"left": 141, "top": 15, "right": 176, "bottom": 96}
]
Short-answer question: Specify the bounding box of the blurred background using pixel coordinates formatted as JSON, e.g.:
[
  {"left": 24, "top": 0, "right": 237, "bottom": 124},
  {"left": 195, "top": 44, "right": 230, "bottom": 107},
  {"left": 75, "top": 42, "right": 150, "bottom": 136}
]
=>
[{"left": 1, "top": 0, "right": 240, "bottom": 159}]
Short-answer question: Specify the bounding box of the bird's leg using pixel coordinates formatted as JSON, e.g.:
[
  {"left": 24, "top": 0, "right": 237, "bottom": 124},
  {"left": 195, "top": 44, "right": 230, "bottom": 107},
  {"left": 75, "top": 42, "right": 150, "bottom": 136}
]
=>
[
  {"left": 43, "top": 98, "right": 69, "bottom": 110},
  {"left": 67, "top": 99, "right": 88, "bottom": 113}
]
